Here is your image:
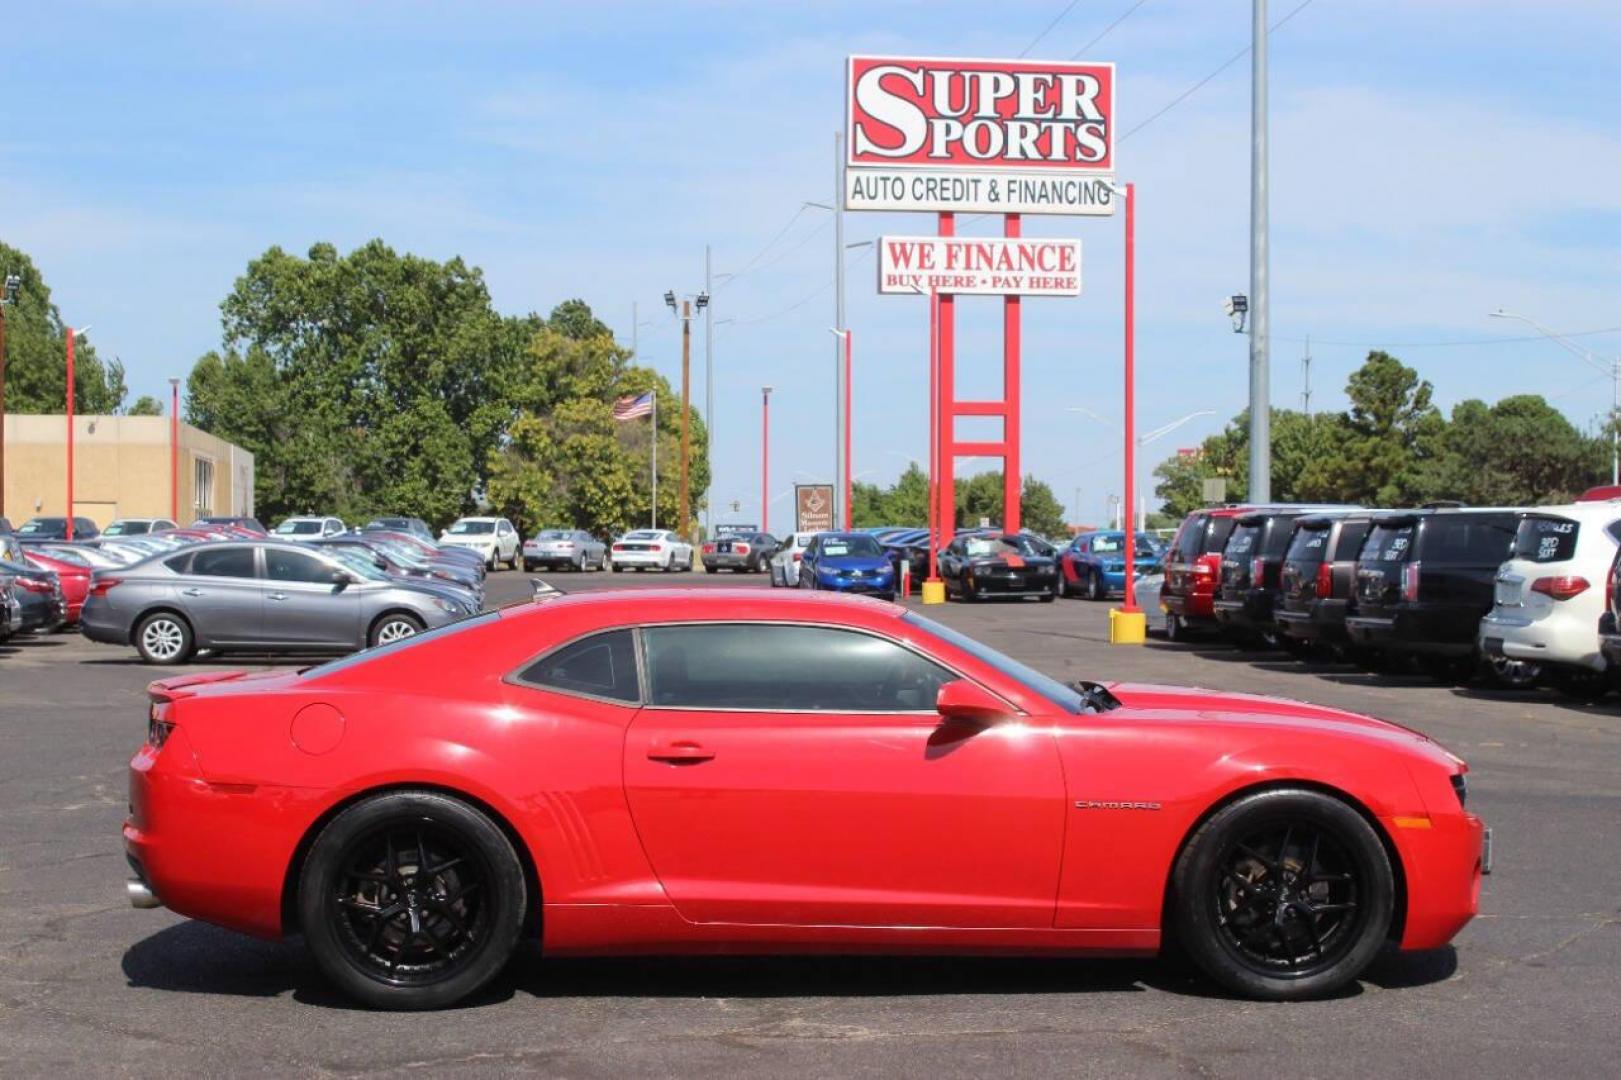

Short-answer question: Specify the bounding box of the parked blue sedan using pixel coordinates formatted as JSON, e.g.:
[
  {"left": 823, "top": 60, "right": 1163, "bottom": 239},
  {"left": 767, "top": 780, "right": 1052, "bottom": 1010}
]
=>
[
  {"left": 1057, "top": 530, "right": 1164, "bottom": 600},
  {"left": 798, "top": 532, "right": 897, "bottom": 600}
]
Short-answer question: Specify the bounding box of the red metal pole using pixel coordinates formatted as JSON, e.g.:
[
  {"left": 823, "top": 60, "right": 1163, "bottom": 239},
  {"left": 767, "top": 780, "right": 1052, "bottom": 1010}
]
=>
[
  {"left": 761, "top": 387, "right": 770, "bottom": 534},
  {"left": 927, "top": 288, "right": 939, "bottom": 582},
  {"left": 842, "top": 330, "right": 853, "bottom": 530},
  {"left": 1122, "top": 184, "right": 1138, "bottom": 612},
  {"left": 171, "top": 380, "right": 180, "bottom": 522},
  {"left": 65, "top": 328, "right": 75, "bottom": 541},
  {"left": 1003, "top": 213, "right": 1022, "bottom": 533},
  {"left": 938, "top": 211, "right": 956, "bottom": 549}
]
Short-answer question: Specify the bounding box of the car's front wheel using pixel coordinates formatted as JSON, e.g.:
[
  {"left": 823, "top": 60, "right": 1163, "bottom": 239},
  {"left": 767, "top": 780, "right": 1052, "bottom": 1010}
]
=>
[
  {"left": 369, "top": 613, "right": 424, "bottom": 648},
  {"left": 1172, "top": 787, "right": 1394, "bottom": 1000},
  {"left": 1086, "top": 570, "right": 1107, "bottom": 601},
  {"left": 135, "top": 611, "right": 194, "bottom": 665},
  {"left": 297, "top": 790, "right": 527, "bottom": 1010}
]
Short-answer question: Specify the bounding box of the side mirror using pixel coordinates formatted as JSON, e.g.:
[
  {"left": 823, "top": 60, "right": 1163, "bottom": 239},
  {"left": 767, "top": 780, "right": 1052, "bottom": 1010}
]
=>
[
  {"left": 935, "top": 679, "right": 1010, "bottom": 726},
  {"left": 331, "top": 569, "right": 355, "bottom": 587}
]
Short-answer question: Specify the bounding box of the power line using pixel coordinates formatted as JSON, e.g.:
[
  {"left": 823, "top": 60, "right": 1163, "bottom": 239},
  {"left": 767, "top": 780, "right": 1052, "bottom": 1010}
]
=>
[
  {"left": 1070, "top": 0, "right": 1152, "bottom": 59},
  {"left": 713, "top": 205, "right": 811, "bottom": 293},
  {"left": 733, "top": 245, "right": 875, "bottom": 328},
  {"left": 1021, "top": 0, "right": 1089, "bottom": 57},
  {"left": 1120, "top": 0, "right": 1317, "bottom": 143},
  {"left": 1275, "top": 326, "right": 1621, "bottom": 349}
]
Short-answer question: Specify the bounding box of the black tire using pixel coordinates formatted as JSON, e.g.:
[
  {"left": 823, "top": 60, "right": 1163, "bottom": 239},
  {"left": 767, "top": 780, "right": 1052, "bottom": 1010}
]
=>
[
  {"left": 134, "top": 610, "right": 194, "bottom": 665},
  {"left": 523, "top": 561, "right": 536, "bottom": 573},
  {"left": 574, "top": 554, "right": 585, "bottom": 573},
  {"left": 1171, "top": 787, "right": 1394, "bottom": 1001},
  {"left": 611, "top": 563, "right": 622, "bottom": 573},
  {"left": 1038, "top": 590, "right": 1055, "bottom": 603},
  {"left": 296, "top": 790, "right": 527, "bottom": 1011},
  {"left": 1548, "top": 668, "right": 1611, "bottom": 702},
  {"left": 1086, "top": 570, "right": 1107, "bottom": 602},
  {"left": 1165, "top": 613, "right": 1186, "bottom": 643},
  {"left": 369, "top": 612, "right": 424, "bottom": 648},
  {"left": 703, "top": 563, "right": 715, "bottom": 574}
]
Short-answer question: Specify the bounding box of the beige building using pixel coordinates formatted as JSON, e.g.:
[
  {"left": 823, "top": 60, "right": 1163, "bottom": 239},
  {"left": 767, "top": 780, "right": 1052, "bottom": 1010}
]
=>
[{"left": 1, "top": 414, "right": 255, "bottom": 528}]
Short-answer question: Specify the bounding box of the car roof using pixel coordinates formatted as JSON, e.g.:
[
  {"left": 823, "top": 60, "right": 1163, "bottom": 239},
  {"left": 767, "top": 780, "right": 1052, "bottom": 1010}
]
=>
[
  {"left": 454, "top": 516, "right": 501, "bottom": 522},
  {"left": 1518, "top": 503, "right": 1621, "bottom": 524},
  {"left": 499, "top": 587, "right": 904, "bottom": 625}
]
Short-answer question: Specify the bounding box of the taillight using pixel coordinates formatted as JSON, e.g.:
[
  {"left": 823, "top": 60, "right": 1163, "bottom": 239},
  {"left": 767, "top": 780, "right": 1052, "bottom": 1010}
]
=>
[
  {"left": 1530, "top": 575, "right": 1590, "bottom": 601},
  {"left": 612, "top": 544, "right": 625, "bottom": 551},
  {"left": 1316, "top": 561, "right": 1334, "bottom": 597},
  {"left": 17, "top": 577, "right": 52, "bottom": 594},
  {"left": 1401, "top": 561, "right": 1422, "bottom": 602},
  {"left": 1250, "top": 557, "right": 1265, "bottom": 585},
  {"left": 89, "top": 577, "right": 123, "bottom": 598},
  {"left": 147, "top": 702, "right": 175, "bottom": 749},
  {"left": 702, "top": 543, "right": 715, "bottom": 553},
  {"left": 1192, "top": 561, "right": 1214, "bottom": 577},
  {"left": 735, "top": 543, "right": 750, "bottom": 555},
  {"left": 792, "top": 551, "right": 803, "bottom": 562}
]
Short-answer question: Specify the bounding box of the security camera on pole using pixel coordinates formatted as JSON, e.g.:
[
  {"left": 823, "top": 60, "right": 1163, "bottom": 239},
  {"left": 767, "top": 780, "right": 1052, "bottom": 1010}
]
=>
[{"left": 665, "top": 288, "right": 708, "bottom": 542}]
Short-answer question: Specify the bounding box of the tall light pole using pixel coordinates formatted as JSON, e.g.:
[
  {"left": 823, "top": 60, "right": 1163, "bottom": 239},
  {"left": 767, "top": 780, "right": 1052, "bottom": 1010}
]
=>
[
  {"left": 704, "top": 245, "right": 713, "bottom": 538},
  {"left": 761, "top": 386, "right": 772, "bottom": 533},
  {"left": 0, "top": 273, "right": 20, "bottom": 520},
  {"left": 829, "top": 328, "right": 853, "bottom": 529},
  {"left": 833, "top": 132, "right": 847, "bottom": 527},
  {"left": 665, "top": 289, "right": 708, "bottom": 540},
  {"left": 1248, "top": 0, "right": 1272, "bottom": 503},
  {"left": 169, "top": 378, "right": 181, "bottom": 522},
  {"left": 64, "top": 325, "right": 91, "bottom": 540},
  {"left": 1491, "top": 308, "right": 1621, "bottom": 484}
]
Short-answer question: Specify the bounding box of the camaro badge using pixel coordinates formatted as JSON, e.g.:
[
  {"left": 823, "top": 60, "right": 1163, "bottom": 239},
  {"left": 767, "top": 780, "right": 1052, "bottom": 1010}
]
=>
[{"left": 1074, "top": 800, "right": 1162, "bottom": 810}]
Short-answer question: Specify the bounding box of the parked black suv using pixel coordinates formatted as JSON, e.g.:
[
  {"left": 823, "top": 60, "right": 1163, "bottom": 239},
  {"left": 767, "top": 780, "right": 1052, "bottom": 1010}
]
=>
[
  {"left": 1274, "top": 513, "right": 1377, "bottom": 649},
  {"left": 1344, "top": 508, "right": 1528, "bottom": 683},
  {"left": 1599, "top": 546, "right": 1621, "bottom": 678},
  {"left": 1212, "top": 509, "right": 1332, "bottom": 641}
]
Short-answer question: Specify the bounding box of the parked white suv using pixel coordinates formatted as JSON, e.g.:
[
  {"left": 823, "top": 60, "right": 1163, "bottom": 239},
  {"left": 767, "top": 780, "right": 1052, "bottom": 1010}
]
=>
[
  {"left": 272, "top": 516, "right": 347, "bottom": 541},
  {"left": 1480, "top": 498, "right": 1621, "bottom": 698},
  {"left": 768, "top": 532, "right": 818, "bottom": 588},
  {"left": 441, "top": 517, "right": 521, "bottom": 570}
]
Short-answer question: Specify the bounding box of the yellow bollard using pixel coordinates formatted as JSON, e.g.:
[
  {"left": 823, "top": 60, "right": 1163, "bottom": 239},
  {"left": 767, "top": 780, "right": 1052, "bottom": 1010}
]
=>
[
  {"left": 1109, "top": 607, "right": 1147, "bottom": 645},
  {"left": 921, "top": 580, "right": 947, "bottom": 605}
]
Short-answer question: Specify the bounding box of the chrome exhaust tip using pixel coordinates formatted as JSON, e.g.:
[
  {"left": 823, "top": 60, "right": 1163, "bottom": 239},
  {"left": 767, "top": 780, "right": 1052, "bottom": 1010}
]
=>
[{"left": 127, "top": 878, "right": 161, "bottom": 909}]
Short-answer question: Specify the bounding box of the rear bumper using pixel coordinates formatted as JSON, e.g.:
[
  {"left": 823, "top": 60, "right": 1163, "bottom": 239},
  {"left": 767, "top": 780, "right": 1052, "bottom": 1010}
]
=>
[
  {"left": 1274, "top": 598, "right": 1349, "bottom": 642},
  {"left": 702, "top": 555, "right": 756, "bottom": 569},
  {"left": 1601, "top": 634, "right": 1621, "bottom": 669},
  {"left": 1479, "top": 611, "right": 1605, "bottom": 671},
  {"left": 1212, "top": 593, "right": 1275, "bottom": 630},
  {"left": 1161, "top": 589, "right": 1216, "bottom": 623},
  {"left": 1345, "top": 612, "right": 1475, "bottom": 656}
]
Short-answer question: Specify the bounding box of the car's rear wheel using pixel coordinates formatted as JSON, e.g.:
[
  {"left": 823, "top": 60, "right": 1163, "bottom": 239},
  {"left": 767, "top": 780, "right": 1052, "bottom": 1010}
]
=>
[
  {"left": 1086, "top": 570, "right": 1107, "bottom": 602},
  {"left": 135, "top": 611, "right": 193, "bottom": 665},
  {"left": 1172, "top": 787, "right": 1394, "bottom": 1001},
  {"left": 370, "top": 613, "right": 424, "bottom": 648},
  {"left": 297, "top": 790, "right": 527, "bottom": 1011},
  {"left": 1165, "top": 613, "right": 1186, "bottom": 642},
  {"left": 1547, "top": 667, "right": 1610, "bottom": 701}
]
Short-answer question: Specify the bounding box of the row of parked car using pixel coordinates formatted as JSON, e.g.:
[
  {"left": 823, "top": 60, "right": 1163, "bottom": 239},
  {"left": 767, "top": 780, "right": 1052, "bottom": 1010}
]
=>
[{"left": 1135, "top": 487, "right": 1621, "bottom": 698}]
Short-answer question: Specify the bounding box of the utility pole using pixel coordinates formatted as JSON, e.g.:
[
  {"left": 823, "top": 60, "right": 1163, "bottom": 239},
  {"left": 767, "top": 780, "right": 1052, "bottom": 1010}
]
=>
[
  {"left": 761, "top": 386, "right": 772, "bottom": 534},
  {"left": 631, "top": 300, "right": 638, "bottom": 358},
  {"left": 666, "top": 289, "right": 708, "bottom": 540},
  {"left": 1301, "top": 334, "right": 1312, "bottom": 416},
  {"left": 1248, "top": 0, "right": 1272, "bottom": 503},
  {"left": 833, "top": 131, "right": 847, "bottom": 525},
  {"left": 0, "top": 273, "right": 18, "bottom": 519},
  {"left": 704, "top": 246, "right": 714, "bottom": 539}
]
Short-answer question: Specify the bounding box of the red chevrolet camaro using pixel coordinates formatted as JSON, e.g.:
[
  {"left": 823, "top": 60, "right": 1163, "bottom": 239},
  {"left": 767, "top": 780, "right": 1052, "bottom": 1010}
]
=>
[{"left": 125, "top": 589, "right": 1488, "bottom": 1010}]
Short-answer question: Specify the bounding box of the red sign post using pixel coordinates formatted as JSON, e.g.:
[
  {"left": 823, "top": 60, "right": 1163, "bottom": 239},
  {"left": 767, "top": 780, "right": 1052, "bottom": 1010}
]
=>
[{"left": 847, "top": 56, "right": 1116, "bottom": 601}]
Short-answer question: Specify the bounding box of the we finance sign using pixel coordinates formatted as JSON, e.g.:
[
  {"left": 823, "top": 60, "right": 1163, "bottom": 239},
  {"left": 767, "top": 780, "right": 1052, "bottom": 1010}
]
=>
[
  {"left": 845, "top": 55, "right": 1116, "bottom": 216},
  {"left": 878, "top": 236, "right": 1081, "bottom": 297}
]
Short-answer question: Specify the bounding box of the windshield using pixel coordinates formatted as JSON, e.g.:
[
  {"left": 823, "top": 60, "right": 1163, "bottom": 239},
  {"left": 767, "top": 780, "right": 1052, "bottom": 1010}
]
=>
[
  {"left": 448, "top": 520, "right": 495, "bottom": 535},
  {"left": 820, "top": 535, "right": 883, "bottom": 557},
  {"left": 1224, "top": 523, "right": 1262, "bottom": 560},
  {"left": 1513, "top": 516, "right": 1579, "bottom": 564},
  {"left": 301, "top": 611, "right": 499, "bottom": 679},
  {"left": 903, "top": 612, "right": 1089, "bottom": 714},
  {"left": 18, "top": 519, "right": 59, "bottom": 534},
  {"left": 275, "top": 520, "right": 323, "bottom": 535},
  {"left": 1363, "top": 522, "right": 1417, "bottom": 564},
  {"left": 371, "top": 539, "right": 429, "bottom": 569},
  {"left": 1285, "top": 525, "right": 1333, "bottom": 564},
  {"left": 625, "top": 530, "right": 660, "bottom": 540},
  {"left": 964, "top": 536, "right": 1023, "bottom": 558},
  {"left": 537, "top": 530, "right": 572, "bottom": 540},
  {"left": 102, "top": 521, "right": 149, "bottom": 536},
  {"left": 325, "top": 546, "right": 393, "bottom": 581}
]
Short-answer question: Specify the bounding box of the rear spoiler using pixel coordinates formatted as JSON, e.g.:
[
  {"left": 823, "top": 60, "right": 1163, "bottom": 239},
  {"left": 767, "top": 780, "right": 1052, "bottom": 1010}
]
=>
[{"left": 146, "top": 670, "right": 260, "bottom": 703}]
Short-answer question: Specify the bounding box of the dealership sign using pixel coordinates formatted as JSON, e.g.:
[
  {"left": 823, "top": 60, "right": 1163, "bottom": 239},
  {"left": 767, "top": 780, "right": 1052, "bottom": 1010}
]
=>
[
  {"left": 795, "top": 484, "right": 836, "bottom": 533},
  {"left": 845, "top": 55, "right": 1116, "bottom": 215},
  {"left": 878, "top": 236, "right": 1080, "bottom": 296}
]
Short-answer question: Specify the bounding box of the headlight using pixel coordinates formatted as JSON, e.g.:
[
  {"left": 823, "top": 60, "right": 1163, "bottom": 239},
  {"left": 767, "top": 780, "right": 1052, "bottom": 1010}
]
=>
[{"left": 432, "top": 597, "right": 464, "bottom": 614}]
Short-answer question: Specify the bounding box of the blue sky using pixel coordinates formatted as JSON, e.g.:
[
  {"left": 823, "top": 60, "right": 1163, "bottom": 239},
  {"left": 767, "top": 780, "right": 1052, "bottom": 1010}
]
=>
[{"left": 6, "top": 1, "right": 1620, "bottom": 527}]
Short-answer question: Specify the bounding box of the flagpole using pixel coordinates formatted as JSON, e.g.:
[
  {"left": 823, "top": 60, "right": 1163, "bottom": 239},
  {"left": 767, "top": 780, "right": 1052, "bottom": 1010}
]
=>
[{"left": 651, "top": 393, "right": 659, "bottom": 530}]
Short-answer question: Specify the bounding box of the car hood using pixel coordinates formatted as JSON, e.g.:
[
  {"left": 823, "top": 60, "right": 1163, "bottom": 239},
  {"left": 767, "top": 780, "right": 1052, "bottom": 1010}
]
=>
[
  {"left": 969, "top": 554, "right": 1055, "bottom": 569},
  {"left": 1101, "top": 681, "right": 1451, "bottom": 755}
]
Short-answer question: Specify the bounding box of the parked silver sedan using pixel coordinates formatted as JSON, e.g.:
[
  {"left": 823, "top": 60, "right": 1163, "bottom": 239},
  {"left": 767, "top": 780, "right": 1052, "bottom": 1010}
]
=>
[
  {"left": 521, "top": 529, "right": 607, "bottom": 572},
  {"left": 80, "top": 540, "right": 477, "bottom": 664}
]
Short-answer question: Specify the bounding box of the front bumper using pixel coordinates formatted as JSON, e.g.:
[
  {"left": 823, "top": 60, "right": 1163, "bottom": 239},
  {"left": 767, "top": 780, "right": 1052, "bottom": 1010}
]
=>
[{"left": 1388, "top": 808, "right": 1489, "bottom": 951}]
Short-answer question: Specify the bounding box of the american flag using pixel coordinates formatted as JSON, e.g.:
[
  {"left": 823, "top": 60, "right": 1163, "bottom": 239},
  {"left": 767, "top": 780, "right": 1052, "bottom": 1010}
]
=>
[{"left": 612, "top": 391, "right": 654, "bottom": 420}]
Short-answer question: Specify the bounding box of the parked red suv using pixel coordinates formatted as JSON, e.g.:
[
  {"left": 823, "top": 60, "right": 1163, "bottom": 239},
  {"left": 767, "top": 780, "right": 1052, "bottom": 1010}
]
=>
[{"left": 1161, "top": 507, "right": 1255, "bottom": 639}]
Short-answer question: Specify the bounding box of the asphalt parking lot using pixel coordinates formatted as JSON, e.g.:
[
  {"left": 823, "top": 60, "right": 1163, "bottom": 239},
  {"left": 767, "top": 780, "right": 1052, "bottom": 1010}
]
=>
[{"left": 2, "top": 567, "right": 1616, "bottom": 1078}]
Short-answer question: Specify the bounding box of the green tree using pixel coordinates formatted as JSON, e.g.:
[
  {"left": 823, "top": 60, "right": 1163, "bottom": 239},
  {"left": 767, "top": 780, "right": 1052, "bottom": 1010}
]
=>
[
  {"left": 1297, "top": 350, "right": 1444, "bottom": 504},
  {"left": 1019, "top": 476, "right": 1067, "bottom": 537},
  {"left": 1415, "top": 395, "right": 1604, "bottom": 505},
  {"left": 0, "top": 240, "right": 128, "bottom": 414},
  {"left": 125, "top": 395, "right": 164, "bottom": 416}
]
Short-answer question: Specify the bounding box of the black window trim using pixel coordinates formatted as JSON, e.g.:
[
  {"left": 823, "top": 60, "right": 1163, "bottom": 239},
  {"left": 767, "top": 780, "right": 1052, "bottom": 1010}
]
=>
[
  {"left": 505, "top": 627, "right": 647, "bottom": 708},
  {"left": 633, "top": 618, "right": 1010, "bottom": 716}
]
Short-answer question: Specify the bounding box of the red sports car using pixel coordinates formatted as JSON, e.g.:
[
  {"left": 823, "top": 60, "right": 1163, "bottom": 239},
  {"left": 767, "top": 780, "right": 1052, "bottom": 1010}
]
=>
[{"left": 125, "top": 589, "right": 1488, "bottom": 1010}]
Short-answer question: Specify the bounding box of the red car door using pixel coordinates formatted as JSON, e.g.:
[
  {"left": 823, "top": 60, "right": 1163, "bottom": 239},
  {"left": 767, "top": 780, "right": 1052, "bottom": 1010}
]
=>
[{"left": 623, "top": 622, "right": 1067, "bottom": 928}]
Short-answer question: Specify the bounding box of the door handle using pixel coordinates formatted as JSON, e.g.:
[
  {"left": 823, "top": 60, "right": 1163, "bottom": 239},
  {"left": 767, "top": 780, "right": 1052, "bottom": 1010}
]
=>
[
  {"left": 267, "top": 592, "right": 289, "bottom": 601},
  {"left": 181, "top": 588, "right": 203, "bottom": 597},
  {"left": 647, "top": 741, "right": 715, "bottom": 764}
]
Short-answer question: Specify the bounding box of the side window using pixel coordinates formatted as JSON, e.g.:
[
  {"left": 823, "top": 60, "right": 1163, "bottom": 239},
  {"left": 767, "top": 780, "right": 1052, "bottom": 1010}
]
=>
[
  {"left": 189, "top": 546, "right": 256, "bottom": 579},
  {"left": 266, "top": 548, "right": 338, "bottom": 584},
  {"left": 163, "top": 552, "right": 193, "bottom": 574},
  {"left": 643, "top": 624, "right": 956, "bottom": 712},
  {"left": 517, "top": 629, "right": 640, "bottom": 703}
]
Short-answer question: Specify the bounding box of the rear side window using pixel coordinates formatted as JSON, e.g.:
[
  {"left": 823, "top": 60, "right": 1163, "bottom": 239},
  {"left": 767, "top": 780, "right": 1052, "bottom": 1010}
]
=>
[
  {"left": 1333, "top": 520, "right": 1371, "bottom": 562},
  {"left": 189, "top": 547, "right": 256, "bottom": 578},
  {"left": 1363, "top": 523, "right": 1417, "bottom": 564},
  {"left": 1423, "top": 517, "right": 1515, "bottom": 564},
  {"left": 163, "top": 552, "right": 193, "bottom": 574},
  {"left": 1513, "top": 516, "right": 1579, "bottom": 564},
  {"left": 517, "top": 629, "right": 641, "bottom": 703},
  {"left": 1286, "top": 525, "right": 1332, "bottom": 564}
]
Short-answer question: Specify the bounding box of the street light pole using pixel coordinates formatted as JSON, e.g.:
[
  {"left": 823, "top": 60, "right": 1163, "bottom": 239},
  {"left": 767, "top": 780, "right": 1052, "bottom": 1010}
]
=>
[
  {"left": 0, "top": 273, "right": 19, "bottom": 520},
  {"left": 65, "top": 328, "right": 77, "bottom": 540},
  {"left": 1490, "top": 309, "right": 1621, "bottom": 485},
  {"left": 761, "top": 386, "right": 772, "bottom": 533},
  {"left": 169, "top": 378, "right": 181, "bottom": 522},
  {"left": 704, "top": 245, "right": 713, "bottom": 538},
  {"left": 1248, "top": 0, "right": 1272, "bottom": 503}
]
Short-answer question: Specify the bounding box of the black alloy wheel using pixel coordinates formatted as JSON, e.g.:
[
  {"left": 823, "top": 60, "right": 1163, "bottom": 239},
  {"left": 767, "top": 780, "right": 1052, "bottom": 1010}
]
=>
[
  {"left": 299, "top": 791, "right": 526, "bottom": 1010},
  {"left": 1173, "top": 788, "right": 1393, "bottom": 1000}
]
